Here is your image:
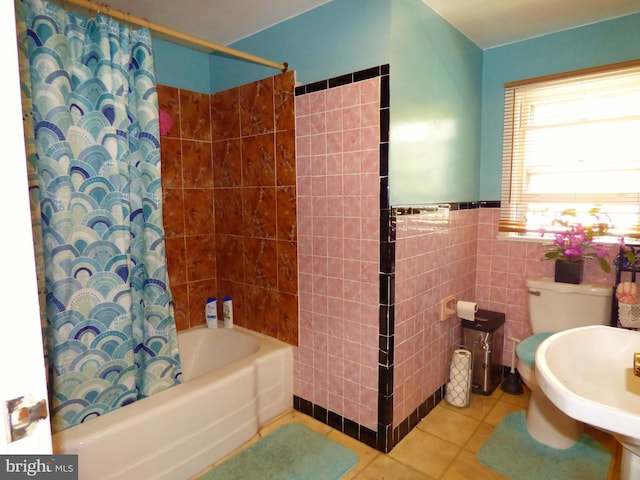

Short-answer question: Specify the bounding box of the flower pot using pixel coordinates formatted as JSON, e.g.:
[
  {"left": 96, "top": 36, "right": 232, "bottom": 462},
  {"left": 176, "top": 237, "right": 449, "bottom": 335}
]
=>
[{"left": 554, "top": 260, "right": 584, "bottom": 284}]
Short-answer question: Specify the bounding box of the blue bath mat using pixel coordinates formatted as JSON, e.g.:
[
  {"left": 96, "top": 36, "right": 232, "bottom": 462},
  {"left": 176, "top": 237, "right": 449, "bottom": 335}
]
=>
[
  {"left": 478, "top": 411, "right": 611, "bottom": 480},
  {"left": 198, "top": 423, "right": 358, "bottom": 480}
]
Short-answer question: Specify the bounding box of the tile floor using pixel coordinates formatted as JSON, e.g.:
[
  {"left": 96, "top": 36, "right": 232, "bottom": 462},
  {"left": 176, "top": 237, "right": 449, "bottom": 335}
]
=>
[{"left": 194, "top": 386, "right": 622, "bottom": 479}]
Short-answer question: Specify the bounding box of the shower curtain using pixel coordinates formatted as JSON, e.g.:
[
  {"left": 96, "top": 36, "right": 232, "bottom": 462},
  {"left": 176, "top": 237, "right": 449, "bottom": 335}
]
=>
[{"left": 16, "top": 0, "right": 182, "bottom": 433}]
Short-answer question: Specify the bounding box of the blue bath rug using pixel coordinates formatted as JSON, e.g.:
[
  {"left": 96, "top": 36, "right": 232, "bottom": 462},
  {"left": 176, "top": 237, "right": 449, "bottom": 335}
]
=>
[
  {"left": 478, "top": 411, "right": 611, "bottom": 480},
  {"left": 198, "top": 423, "right": 358, "bottom": 480}
]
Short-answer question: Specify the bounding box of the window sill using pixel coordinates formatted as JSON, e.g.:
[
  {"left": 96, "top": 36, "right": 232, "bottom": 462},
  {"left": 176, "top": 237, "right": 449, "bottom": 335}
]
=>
[{"left": 496, "top": 232, "right": 621, "bottom": 247}]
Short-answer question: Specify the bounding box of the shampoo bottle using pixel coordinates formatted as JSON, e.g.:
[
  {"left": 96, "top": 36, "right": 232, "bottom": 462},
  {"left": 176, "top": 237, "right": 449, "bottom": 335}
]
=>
[
  {"left": 223, "top": 297, "right": 233, "bottom": 328},
  {"left": 206, "top": 297, "right": 218, "bottom": 328}
]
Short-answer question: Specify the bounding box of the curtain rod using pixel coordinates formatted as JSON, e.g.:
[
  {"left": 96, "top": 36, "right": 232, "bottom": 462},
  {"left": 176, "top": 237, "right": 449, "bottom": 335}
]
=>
[{"left": 62, "top": 0, "right": 288, "bottom": 72}]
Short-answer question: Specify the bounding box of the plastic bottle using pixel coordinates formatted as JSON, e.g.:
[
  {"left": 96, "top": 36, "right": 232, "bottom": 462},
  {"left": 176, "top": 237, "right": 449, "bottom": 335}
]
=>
[
  {"left": 223, "top": 297, "right": 233, "bottom": 328},
  {"left": 206, "top": 297, "right": 218, "bottom": 328}
]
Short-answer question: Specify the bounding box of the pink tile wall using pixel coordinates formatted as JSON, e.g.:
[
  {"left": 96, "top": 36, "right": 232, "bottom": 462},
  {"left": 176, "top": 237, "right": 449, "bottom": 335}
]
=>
[
  {"left": 475, "top": 207, "right": 616, "bottom": 365},
  {"left": 295, "top": 77, "right": 381, "bottom": 430},
  {"left": 393, "top": 204, "right": 617, "bottom": 427},
  {"left": 393, "top": 208, "right": 478, "bottom": 424},
  {"left": 293, "top": 72, "right": 618, "bottom": 436}
]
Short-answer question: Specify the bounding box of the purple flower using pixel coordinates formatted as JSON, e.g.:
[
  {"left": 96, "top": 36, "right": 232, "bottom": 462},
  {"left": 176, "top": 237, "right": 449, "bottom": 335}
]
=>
[
  {"left": 595, "top": 244, "right": 609, "bottom": 258},
  {"left": 620, "top": 237, "right": 631, "bottom": 252},
  {"left": 571, "top": 232, "right": 586, "bottom": 244},
  {"left": 554, "top": 233, "right": 565, "bottom": 246},
  {"left": 541, "top": 208, "right": 613, "bottom": 273},
  {"left": 563, "top": 246, "right": 583, "bottom": 258}
]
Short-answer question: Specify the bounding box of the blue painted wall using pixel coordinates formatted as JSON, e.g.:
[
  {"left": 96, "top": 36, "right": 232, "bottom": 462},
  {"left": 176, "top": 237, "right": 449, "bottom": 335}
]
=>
[
  {"left": 210, "top": 0, "right": 391, "bottom": 92},
  {"left": 215, "top": 0, "right": 482, "bottom": 205},
  {"left": 152, "top": 38, "right": 211, "bottom": 93},
  {"left": 389, "top": 0, "right": 482, "bottom": 205},
  {"left": 151, "top": 2, "right": 640, "bottom": 204},
  {"left": 479, "top": 13, "right": 640, "bottom": 200}
]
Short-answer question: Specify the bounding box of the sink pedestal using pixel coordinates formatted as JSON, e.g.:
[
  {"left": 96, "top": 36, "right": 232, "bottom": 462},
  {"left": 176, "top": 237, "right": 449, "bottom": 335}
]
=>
[
  {"left": 615, "top": 435, "right": 640, "bottom": 480},
  {"left": 526, "top": 389, "right": 582, "bottom": 449}
]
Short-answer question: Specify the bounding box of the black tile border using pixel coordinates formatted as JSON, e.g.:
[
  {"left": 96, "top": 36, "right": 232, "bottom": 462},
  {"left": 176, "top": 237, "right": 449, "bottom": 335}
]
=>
[
  {"left": 329, "top": 73, "right": 353, "bottom": 88},
  {"left": 293, "top": 384, "right": 446, "bottom": 454},
  {"left": 294, "top": 65, "right": 389, "bottom": 96},
  {"left": 294, "top": 395, "right": 379, "bottom": 449},
  {"left": 379, "top": 143, "right": 389, "bottom": 177},
  {"left": 379, "top": 107, "right": 390, "bottom": 144},
  {"left": 393, "top": 384, "right": 446, "bottom": 446},
  {"left": 378, "top": 64, "right": 392, "bottom": 446},
  {"left": 377, "top": 86, "right": 393, "bottom": 452}
]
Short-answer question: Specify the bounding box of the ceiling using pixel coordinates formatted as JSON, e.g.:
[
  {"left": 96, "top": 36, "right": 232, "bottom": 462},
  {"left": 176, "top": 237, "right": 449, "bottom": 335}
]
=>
[
  {"left": 94, "top": 0, "right": 333, "bottom": 47},
  {"left": 422, "top": 0, "right": 640, "bottom": 49},
  {"left": 96, "top": 0, "right": 640, "bottom": 50}
]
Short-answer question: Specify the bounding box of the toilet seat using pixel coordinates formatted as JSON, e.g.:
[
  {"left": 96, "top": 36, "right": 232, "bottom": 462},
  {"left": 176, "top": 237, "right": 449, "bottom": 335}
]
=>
[
  {"left": 515, "top": 331, "right": 582, "bottom": 449},
  {"left": 516, "top": 332, "right": 554, "bottom": 369}
]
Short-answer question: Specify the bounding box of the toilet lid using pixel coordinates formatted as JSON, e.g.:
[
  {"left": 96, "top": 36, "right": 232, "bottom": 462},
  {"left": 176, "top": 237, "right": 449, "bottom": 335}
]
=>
[{"left": 516, "top": 332, "right": 554, "bottom": 369}]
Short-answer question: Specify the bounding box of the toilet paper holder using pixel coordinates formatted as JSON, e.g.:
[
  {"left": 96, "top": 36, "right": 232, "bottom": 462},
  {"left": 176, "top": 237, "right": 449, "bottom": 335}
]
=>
[{"left": 440, "top": 295, "right": 457, "bottom": 321}]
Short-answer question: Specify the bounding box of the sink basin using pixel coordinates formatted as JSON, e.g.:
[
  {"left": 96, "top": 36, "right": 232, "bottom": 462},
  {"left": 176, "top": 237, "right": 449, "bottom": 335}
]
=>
[{"left": 535, "top": 325, "right": 640, "bottom": 480}]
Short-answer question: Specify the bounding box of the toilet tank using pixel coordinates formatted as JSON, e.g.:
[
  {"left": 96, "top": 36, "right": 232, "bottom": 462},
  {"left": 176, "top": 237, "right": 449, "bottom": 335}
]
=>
[{"left": 526, "top": 277, "right": 612, "bottom": 333}]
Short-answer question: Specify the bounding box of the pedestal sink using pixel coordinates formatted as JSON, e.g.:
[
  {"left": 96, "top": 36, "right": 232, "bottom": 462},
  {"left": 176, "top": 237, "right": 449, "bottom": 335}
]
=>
[{"left": 535, "top": 325, "right": 640, "bottom": 480}]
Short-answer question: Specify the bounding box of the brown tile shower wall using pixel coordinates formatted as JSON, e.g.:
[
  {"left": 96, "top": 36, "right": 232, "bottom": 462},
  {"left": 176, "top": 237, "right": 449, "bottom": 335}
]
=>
[
  {"left": 158, "top": 72, "right": 299, "bottom": 345},
  {"left": 159, "top": 85, "right": 216, "bottom": 332},
  {"left": 211, "top": 72, "right": 298, "bottom": 345}
]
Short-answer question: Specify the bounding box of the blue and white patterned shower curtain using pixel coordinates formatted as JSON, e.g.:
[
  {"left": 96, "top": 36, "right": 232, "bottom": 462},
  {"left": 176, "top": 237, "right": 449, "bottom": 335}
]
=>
[{"left": 16, "top": 0, "right": 182, "bottom": 433}]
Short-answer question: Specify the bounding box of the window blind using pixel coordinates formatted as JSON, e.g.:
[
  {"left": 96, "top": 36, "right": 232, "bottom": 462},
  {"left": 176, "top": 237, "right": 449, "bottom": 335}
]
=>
[{"left": 499, "top": 59, "right": 640, "bottom": 239}]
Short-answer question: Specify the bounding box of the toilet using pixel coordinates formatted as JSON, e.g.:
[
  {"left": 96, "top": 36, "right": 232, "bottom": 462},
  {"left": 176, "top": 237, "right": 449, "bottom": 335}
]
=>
[{"left": 516, "top": 277, "right": 612, "bottom": 449}]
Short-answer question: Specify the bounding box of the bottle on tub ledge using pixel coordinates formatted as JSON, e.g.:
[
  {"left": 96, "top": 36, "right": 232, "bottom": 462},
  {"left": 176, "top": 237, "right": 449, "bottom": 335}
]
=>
[
  {"left": 223, "top": 297, "right": 233, "bottom": 328},
  {"left": 205, "top": 297, "right": 218, "bottom": 328}
]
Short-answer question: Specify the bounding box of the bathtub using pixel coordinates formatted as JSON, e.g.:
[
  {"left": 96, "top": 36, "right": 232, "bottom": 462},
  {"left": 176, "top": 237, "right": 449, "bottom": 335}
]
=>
[{"left": 52, "top": 325, "right": 294, "bottom": 480}]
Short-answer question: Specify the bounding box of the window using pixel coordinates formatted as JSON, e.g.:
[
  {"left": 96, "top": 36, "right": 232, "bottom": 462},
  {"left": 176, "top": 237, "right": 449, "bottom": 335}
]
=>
[{"left": 499, "top": 59, "right": 640, "bottom": 240}]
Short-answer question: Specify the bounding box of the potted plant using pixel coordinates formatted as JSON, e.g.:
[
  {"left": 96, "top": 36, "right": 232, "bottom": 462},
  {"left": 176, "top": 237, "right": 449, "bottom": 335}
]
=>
[{"left": 540, "top": 208, "right": 611, "bottom": 284}]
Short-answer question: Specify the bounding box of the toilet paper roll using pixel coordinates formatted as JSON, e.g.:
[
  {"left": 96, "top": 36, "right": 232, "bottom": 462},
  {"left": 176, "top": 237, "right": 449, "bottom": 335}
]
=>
[
  {"left": 451, "top": 349, "right": 471, "bottom": 372},
  {"left": 445, "top": 349, "right": 472, "bottom": 407},
  {"left": 457, "top": 301, "right": 478, "bottom": 320}
]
